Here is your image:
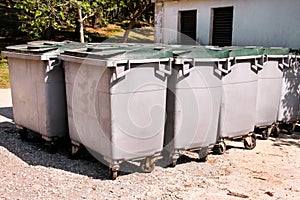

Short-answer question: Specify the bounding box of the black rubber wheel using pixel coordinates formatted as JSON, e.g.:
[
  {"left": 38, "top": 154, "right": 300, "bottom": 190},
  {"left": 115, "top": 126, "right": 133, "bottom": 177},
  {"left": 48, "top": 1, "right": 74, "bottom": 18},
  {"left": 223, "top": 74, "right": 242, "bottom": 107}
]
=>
[
  {"left": 140, "top": 158, "right": 156, "bottom": 173},
  {"left": 198, "top": 148, "right": 209, "bottom": 162},
  {"left": 286, "top": 123, "right": 296, "bottom": 134},
  {"left": 68, "top": 145, "right": 81, "bottom": 160},
  {"left": 270, "top": 125, "right": 280, "bottom": 138},
  {"left": 19, "top": 129, "right": 28, "bottom": 141},
  {"left": 199, "top": 155, "right": 208, "bottom": 162},
  {"left": 169, "top": 159, "right": 177, "bottom": 168},
  {"left": 244, "top": 134, "right": 257, "bottom": 150},
  {"left": 47, "top": 143, "right": 57, "bottom": 154},
  {"left": 109, "top": 168, "right": 118, "bottom": 180},
  {"left": 261, "top": 128, "right": 269, "bottom": 140},
  {"left": 212, "top": 142, "right": 226, "bottom": 155}
]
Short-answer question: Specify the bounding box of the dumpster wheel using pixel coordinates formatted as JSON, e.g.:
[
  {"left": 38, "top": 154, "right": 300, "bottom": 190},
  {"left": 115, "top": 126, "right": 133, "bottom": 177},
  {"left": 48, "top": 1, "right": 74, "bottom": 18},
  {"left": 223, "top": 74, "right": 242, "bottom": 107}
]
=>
[
  {"left": 46, "top": 141, "right": 57, "bottom": 154},
  {"left": 198, "top": 147, "right": 209, "bottom": 162},
  {"left": 18, "top": 127, "right": 28, "bottom": 142},
  {"left": 168, "top": 153, "right": 180, "bottom": 168},
  {"left": 169, "top": 158, "right": 177, "bottom": 168},
  {"left": 109, "top": 164, "right": 120, "bottom": 180},
  {"left": 286, "top": 122, "right": 296, "bottom": 134},
  {"left": 270, "top": 124, "right": 280, "bottom": 138},
  {"left": 140, "top": 156, "right": 156, "bottom": 173},
  {"left": 261, "top": 128, "right": 270, "bottom": 140},
  {"left": 212, "top": 141, "right": 226, "bottom": 155},
  {"left": 69, "top": 145, "right": 82, "bottom": 159},
  {"left": 243, "top": 134, "right": 256, "bottom": 150}
]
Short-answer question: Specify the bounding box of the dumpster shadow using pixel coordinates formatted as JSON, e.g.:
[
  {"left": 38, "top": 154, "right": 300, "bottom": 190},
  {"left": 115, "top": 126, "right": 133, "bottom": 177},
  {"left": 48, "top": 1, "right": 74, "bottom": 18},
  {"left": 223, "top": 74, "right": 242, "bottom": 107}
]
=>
[
  {"left": 0, "top": 125, "right": 115, "bottom": 180},
  {"left": 157, "top": 151, "right": 205, "bottom": 168},
  {"left": 0, "top": 107, "right": 13, "bottom": 120},
  {"left": 268, "top": 131, "right": 300, "bottom": 149},
  {"left": 0, "top": 125, "right": 156, "bottom": 179},
  {"left": 222, "top": 145, "right": 245, "bottom": 151},
  {"left": 0, "top": 121, "right": 14, "bottom": 128}
]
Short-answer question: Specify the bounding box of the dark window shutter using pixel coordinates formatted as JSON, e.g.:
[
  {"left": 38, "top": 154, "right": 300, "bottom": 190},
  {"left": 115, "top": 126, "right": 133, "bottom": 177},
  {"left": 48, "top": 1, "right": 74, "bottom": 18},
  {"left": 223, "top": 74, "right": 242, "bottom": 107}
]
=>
[
  {"left": 212, "top": 7, "right": 234, "bottom": 47},
  {"left": 180, "top": 10, "right": 197, "bottom": 45}
]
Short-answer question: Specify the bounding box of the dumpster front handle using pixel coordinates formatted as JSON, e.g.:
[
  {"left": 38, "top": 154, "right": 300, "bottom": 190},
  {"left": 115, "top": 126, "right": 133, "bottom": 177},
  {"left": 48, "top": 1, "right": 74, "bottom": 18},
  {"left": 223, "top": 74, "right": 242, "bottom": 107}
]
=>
[
  {"left": 158, "top": 59, "right": 172, "bottom": 75},
  {"left": 278, "top": 56, "right": 291, "bottom": 69},
  {"left": 115, "top": 60, "right": 131, "bottom": 79},
  {"left": 291, "top": 55, "right": 299, "bottom": 68},
  {"left": 252, "top": 56, "right": 264, "bottom": 70},
  {"left": 217, "top": 59, "right": 231, "bottom": 74},
  {"left": 182, "top": 58, "right": 195, "bottom": 75},
  {"left": 46, "top": 59, "right": 61, "bottom": 72}
]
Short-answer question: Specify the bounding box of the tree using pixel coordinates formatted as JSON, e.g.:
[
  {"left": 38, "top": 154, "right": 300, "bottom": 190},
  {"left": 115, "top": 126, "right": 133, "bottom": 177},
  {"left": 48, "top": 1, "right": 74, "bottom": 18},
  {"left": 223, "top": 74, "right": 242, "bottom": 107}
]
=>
[
  {"left": 14, "top": 0, "right": 107, "bottom": 42},
  {"left": 14, "top": 0, "right": 154, "bottom": 43},
  {"left": 118, "top": 0, "right": 153, "bottom": 42},
  {"left": 14, "top": 0, "right": 67, "bottom": 39},
  {"left": 68, "top": 0, "right": 107, "bottom": 43}
]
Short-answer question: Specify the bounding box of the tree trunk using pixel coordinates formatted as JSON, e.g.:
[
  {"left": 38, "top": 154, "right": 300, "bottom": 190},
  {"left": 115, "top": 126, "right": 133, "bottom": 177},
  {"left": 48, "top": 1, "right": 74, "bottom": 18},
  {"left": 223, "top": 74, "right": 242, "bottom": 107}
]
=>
[
  {"left": 78, "top": 7, "right": 85, "bottom": 43},
  {"left": 123, "top": 20, "right": 135, "bottom": 43}
]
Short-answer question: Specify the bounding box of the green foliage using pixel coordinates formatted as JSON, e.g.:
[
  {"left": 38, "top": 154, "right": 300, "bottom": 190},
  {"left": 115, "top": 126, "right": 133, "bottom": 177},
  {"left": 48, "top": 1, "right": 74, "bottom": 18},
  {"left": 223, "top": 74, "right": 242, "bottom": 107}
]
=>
[
  {"left": 15, "top": 0, "right": 68, "bottom": 39},
  {"left": 13, "top": 0, "right": 153, "bottom": 40},
  {"left": 0, "top": 59, "right": 9, "bottom": 88}
]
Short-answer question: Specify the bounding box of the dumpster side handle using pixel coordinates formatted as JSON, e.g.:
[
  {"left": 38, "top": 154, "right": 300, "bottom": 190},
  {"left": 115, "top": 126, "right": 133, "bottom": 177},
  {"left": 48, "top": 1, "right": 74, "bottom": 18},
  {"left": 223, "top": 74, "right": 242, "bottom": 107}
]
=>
[
  {"left": 115, "top": 60, "right": 131, "bottom": 79},
  {"left": 46, "top": 59, "right": 61, "bottom": 72},
  {"left": 182, "top": 58, "right": 195, "bottom": 75},
  {"left": 279, "top": 56, "right": 291, "bottom": 69},
  {"left": 253, "top": 56, "right": 264, "bottom": 69},
  {"left": 159, "top": 59, "right": 172, "bottom": 75},
  {"left": 217, "top": 59, "right": 231, "bottom": 74}
]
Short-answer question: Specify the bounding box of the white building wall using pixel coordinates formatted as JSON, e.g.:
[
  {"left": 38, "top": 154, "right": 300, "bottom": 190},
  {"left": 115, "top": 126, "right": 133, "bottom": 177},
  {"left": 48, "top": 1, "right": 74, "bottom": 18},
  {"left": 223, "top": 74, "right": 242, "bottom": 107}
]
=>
[{"left": 154, "top": 0, "right": 300, "bottom": 48}]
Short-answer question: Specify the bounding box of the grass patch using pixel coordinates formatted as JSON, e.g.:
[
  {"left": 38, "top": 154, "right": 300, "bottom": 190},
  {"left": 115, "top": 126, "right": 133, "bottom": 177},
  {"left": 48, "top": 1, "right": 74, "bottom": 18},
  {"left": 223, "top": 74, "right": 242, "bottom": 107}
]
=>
[
  {"left": 85, "top": 24, "right": 154, "bottom": 43},
  {"left": 0, "top": 58, "right": 9, "bottom": 88}
]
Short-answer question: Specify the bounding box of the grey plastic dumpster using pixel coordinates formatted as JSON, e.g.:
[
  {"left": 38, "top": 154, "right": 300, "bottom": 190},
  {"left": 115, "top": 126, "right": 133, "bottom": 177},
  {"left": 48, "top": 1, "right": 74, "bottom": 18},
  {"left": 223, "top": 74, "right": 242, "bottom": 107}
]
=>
[
  {"left": 277, "top": 49, "right": 300, "bottom": 133},
  {"left": 164, "top": 48, "right": 227, "bottom": 167},
  {"left": 59, "top": 47, "right": 172, "bottom": 179},
  {"left": 1, "top": 41, "right": 82, "bottom": 152},
  {"left": 254, "top": 48, "right": 290, "bottom": 139},
  {"left": 213, "top": 47, "right": 264, "bottom": 154}
]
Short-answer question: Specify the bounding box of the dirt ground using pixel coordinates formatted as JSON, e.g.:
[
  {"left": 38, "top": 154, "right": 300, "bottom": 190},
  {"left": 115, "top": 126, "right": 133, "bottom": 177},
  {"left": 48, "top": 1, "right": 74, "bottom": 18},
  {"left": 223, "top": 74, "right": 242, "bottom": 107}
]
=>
[{"left": 0, "top": 89, "right": 300, "bottom": 199}]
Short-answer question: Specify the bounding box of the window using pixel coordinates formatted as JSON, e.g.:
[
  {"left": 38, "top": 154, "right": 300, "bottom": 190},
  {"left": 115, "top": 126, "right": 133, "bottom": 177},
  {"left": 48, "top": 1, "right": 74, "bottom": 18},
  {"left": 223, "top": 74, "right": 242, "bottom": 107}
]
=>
[
  {"left": 179, "top": 10, "right": 197, "bottom": 45},
  {"left": 212, "top": 7, "right": 234, "bottom": 47}
]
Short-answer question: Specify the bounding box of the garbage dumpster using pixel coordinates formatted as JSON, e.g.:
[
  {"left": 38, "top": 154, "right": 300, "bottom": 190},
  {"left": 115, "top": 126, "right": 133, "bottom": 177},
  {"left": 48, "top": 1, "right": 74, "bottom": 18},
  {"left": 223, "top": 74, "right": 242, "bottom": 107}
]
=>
[
  {"left": 59, "top": 46, "right": 172, "bottom": 179},
  {"left": 1, "top": 41, "right": 82, "bottom": 152},
  {"left": 254, "top": 48, "right": 289, "bottom": 139},
  {"left": 164, "top": 48, "right": 227, "bottom": 167},
  {"left": 213, "top": 47, "right": 264, "bottom": 154},
  {"left": 277, "top": 49, "right": 300, "bottom": 133}
]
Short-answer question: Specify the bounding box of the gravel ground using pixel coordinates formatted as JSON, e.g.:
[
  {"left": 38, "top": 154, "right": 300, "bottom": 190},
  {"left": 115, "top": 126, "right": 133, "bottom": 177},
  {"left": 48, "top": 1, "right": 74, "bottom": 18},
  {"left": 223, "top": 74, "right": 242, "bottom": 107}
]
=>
[
  {"left": 0, "top": 125, "right": 299, "bottom": 200},
  {"left": 1, "top": 89, "right": 300, "bottom": 199}
]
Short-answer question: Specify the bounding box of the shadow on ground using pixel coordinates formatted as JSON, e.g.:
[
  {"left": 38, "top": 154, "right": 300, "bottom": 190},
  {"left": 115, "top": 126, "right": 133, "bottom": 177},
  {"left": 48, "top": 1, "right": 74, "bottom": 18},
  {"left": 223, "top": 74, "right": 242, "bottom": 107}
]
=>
[
  {"left": 0, "top": 124, "right": 172, "bottom": 180},
  {"left": 269, "top": 131, "right": 300, "bottom": 149},
  {"left": 0, "top": 124, "right": 116, "bottom": 180},
  {"left": 0, "top": 107, "right": 13, "bottom": 120}
]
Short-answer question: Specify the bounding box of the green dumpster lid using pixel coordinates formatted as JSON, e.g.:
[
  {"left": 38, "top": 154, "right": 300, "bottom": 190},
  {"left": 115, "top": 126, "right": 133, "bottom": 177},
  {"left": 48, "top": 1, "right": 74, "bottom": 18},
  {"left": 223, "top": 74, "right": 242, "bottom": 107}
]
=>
[
  {"left": 264, "top": 48, "right": 290, "bottom": 55},
  {"left": 63, "top": 47, "right": 173, "bottom": 60},
  {"left": 5, "top": 41, "right": 84, "bottom": 54},
  {"left": 6, "top": 44, "right": 60, "bottom": 53},
  {"left": 229, "top": 47, "right": 264, "bottom": 57},
  {"left": 174, "top": 48, "right": 229, "bottom": 59},
  {"left": 111, "top": 49, "right": 173, "bottom": 59}
]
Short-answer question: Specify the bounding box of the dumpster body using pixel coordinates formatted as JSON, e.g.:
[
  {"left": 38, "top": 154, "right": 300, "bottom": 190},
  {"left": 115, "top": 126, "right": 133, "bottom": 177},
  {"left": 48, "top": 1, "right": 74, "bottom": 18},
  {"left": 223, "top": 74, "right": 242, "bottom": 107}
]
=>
[
  {"left": 277, "top": 52, "right": 300, "bottom": 133},
  {"left": 254, "top": 48, "right": 289, "bottom": 139},
  {"left": 1, "top": 42, "right": 76, "bottom": 147},
  {"left": 60, "top": 47, "right": 172, "bottom": 179},
  {"left": 214, "top": 48, "right": 263, "bottom": 153},
  {"left": 164, "top": 49, "right": 226, "bottom": 166}
]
